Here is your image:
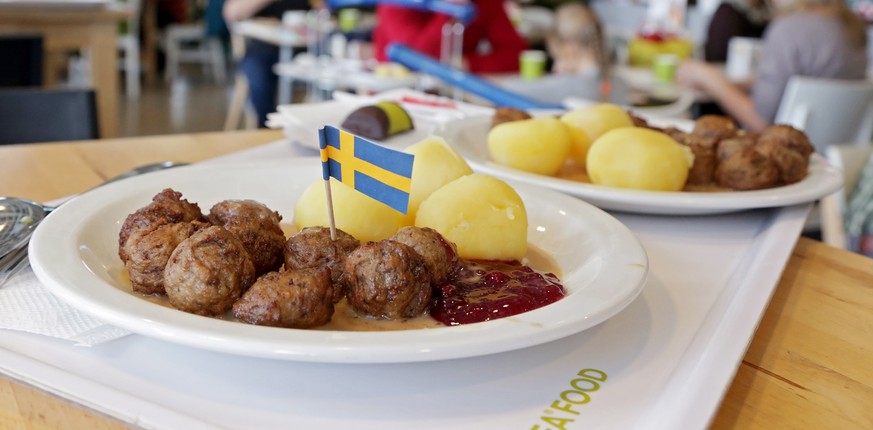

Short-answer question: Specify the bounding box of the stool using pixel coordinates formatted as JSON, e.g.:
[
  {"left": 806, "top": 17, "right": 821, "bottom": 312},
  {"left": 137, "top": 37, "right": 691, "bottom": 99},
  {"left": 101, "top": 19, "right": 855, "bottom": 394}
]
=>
[{"left": 163, "top": 23, "right": 227, "bottom": 83}]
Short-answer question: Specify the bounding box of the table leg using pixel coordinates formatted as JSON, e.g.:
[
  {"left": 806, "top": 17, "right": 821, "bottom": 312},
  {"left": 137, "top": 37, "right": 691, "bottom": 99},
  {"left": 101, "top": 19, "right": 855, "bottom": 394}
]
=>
[
  {"left": 277, "top": 45, "right": 293, "bottom": 105},
  {"left": 89, "top": 22, "right": 120, "bottom": 138}
]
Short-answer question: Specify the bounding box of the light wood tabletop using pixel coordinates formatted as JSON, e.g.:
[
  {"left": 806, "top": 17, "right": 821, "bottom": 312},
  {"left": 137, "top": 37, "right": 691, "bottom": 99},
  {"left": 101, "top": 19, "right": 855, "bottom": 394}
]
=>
[{"left": 0, "top": 129, "right": 871, "bottom": 429}]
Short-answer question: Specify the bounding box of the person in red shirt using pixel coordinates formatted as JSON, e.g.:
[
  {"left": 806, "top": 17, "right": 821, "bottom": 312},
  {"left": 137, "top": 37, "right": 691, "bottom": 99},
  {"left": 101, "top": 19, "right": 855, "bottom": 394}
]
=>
[{"left": 372, "top": 0, "right": 528, "bottom": 74}]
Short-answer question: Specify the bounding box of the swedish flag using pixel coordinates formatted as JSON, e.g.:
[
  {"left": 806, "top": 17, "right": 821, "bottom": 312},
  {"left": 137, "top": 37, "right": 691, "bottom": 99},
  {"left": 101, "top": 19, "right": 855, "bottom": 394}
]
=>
[{"left": 318, "top": 125, "right": 415, "bottom": 214}]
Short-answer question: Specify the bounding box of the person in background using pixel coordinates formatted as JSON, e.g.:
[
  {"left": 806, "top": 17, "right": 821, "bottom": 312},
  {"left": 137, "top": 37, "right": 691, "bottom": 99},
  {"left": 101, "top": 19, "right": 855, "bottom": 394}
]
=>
[
  {"left": 223, "top": 0, "right": 311, "bottom": 127},
  {"left": 371, "top": 0, "right": 528, "bottom": 74},
  {"left": 677, "top": 0, "right": 868, "bottom": 132},
  {"left": 545, "top": 1, "right": 610, "bottom": 97},
  {"left": 704, "top": 0, "right": 771, "bottom": 63}
]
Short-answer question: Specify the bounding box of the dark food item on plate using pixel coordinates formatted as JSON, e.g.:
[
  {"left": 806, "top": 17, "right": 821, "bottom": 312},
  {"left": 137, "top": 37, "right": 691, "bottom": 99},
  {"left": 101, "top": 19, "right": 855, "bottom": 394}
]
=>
[
  {"left": 490, "top": 106, "right": 532, "bottom": 128},
  {"left": 163, "top": 225, "right": 257, "bottom": 316},
  {"left": 283, "top": 226, "right": 360, "bottom": 303},
  {"left": 343, "top": 239, "right": 432, "bottom": 320},
  {"left": 340, "top": 101, "right": 414, "bottom": 140},
  {"left": 390, "top": 226, "right": 458, "bottom": 285},
  {"left": 118, "top": 188, "right": 207, "bottom": 294},
  {"left": 208, "top": 199, "right": 285, "bottom": 276},
  {"left": 233, "top": 267, "right": 334, "bottom": 328}
]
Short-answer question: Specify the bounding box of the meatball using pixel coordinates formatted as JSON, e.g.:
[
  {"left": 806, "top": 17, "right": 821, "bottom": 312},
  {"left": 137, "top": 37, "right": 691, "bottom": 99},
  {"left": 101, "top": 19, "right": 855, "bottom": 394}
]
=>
[
  {"left": 343, "top": 240, "right": 431, "bottom": 319},
  {"left": 666, "top": 130, "right": 718, "bottom": 186},
  {"left": 692, "top": 115, "right": 737, "bottom": 141},
  {"left": 124, "top": 221, "right": 202, "bottom": 295},
  {"left": 119, "top": 188, "right": 205, "bottom": 262},
  {"left": 233, "top": 267, "right": 334, "bottom": 328},
  {"left": 491, "top": 107, "right": 531, "bottom": 128},
  {"left": 163, "top": 225, "right": 256, "bottom": 316},
  {"left": 716, "top": 135, "right": 757, "bottom": 161},
  {"left": 390, "top": 226, "right": 458, "bottom": 285},
  {"left": 715, "top": 147, "right": 780, "bottom": 190},
  {"left": 283, "top": 226, "right": 360, "bottom": 303},
  {"left": 208, "top": 199, "right": 285, "bottom": 276},
  {"left": 756, "top": 125, "right": 813, "bottom": 184}
]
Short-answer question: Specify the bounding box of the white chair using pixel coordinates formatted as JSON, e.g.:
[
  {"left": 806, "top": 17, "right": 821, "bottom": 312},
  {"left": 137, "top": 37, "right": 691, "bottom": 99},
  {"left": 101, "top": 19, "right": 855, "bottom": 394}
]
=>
[
  {"left": 117, "top": 0, "right": 142, "bottom": 99},
  {"left": 774, "top": 76, "right": 873, "bottom": 153},
  {"left": 224, "top": 32, "right": 256, "bottom": 130},
  {"left": 163, "top": 23, "right": 227, "bottom": 83},
  {"left": 820, "top": 143, "right": 873, "bottom": 249}
]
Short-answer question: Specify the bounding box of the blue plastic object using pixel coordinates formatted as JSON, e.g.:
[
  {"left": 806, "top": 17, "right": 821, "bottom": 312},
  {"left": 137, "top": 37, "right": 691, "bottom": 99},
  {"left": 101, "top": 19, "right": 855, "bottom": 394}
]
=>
[
  {"left": 386, "top": 43, "right": 564, "bottom": 110},
  {"left": 325, "top": 0, "right": 477, "bottom": 25}
]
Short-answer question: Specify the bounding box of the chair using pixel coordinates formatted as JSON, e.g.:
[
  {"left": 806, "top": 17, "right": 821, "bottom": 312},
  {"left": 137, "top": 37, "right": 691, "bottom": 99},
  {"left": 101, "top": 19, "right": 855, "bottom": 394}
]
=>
[
  {"left": 774, "top": 76, "right": 873, "bottom": 153},
  {"left": 223, "top": 32, "right": 257, "bottom": 130},
  {"left": 0, "top": 34, "right": 43, "bottom": 87},
  {"left": 820, "top": 143, "right": 873, "bottom": 249},
  {"left": 117, "top": 0, "right": 143, "bottom": 99},
  {"left": 0, "top": 88, "right": 99, "bottom": 145},
  {"left": 163, "top": 23, "right": 228, "bottom": 83}
]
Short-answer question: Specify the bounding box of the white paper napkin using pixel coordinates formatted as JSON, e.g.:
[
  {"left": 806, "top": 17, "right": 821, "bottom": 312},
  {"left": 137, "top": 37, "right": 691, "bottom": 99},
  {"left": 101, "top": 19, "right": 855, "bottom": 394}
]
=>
[{"left": 0, "top": 262, "right": 131, "bottom": 346}]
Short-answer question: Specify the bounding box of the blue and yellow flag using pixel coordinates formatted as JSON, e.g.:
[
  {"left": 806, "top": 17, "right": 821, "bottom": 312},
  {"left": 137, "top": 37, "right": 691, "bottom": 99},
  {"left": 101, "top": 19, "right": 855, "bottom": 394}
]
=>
[{"left": 318, "top": 125, "right": 415, "bottom": 214}]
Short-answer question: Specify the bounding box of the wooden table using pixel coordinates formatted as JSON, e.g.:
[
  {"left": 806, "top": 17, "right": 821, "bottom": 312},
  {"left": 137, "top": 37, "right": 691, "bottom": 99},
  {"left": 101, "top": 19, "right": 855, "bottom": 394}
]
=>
[
  {"left": 0, "top": 129, "right": 872, "bottom": 428},
  {"left": 0, "top": 2, "right": 132, "bottom": 139}
]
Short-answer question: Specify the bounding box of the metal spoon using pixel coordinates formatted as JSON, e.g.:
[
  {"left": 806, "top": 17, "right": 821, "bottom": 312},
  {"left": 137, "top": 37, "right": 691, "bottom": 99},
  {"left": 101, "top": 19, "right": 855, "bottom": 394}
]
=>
[{"left": 0, "top": 161, "right": 187, "bottom": 257}]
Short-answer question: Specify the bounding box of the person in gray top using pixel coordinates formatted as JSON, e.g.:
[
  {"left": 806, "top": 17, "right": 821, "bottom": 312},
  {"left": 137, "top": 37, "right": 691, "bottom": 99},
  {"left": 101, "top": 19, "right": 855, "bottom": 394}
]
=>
[{"left": 677, "top": 0, "right": 868, "bottom": 132}]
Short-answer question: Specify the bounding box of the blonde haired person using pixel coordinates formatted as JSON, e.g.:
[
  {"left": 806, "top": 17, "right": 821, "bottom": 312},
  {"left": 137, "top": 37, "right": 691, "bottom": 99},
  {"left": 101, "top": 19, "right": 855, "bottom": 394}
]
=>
[
  {"left": 546, "top": 1, "right": 611, "bottom": 97},
  {"left": 678, "top": 0, "right": 867, "bottom": 132}
]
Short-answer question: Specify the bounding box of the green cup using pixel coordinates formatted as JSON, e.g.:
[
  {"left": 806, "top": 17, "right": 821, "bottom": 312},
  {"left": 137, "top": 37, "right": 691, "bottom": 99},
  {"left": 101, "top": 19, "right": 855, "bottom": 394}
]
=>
[
  {"left": 519, "top": 50, "right": 546, "bottom": 80},
  {"left": 653, "top": 54, "right": 679, "bottom": 82},
  {"left": 338, "top": 8, "right": 360, "bottom": 33}
]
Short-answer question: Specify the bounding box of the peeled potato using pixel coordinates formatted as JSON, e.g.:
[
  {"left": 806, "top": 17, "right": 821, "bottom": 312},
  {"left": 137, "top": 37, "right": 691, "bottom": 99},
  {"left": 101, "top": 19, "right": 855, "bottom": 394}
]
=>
[
  {"left": 416, "top": 174, "right": 527, "bottom": 261},
  {"left": 586, "top": 128, "right": 694, "bottom": 191},
  {"left": 560, "top": 103, "right": 635, "bottom": 164},
  {"left": 294, "top": 178, "right": 405, "bottom": 242},
  {"left": 487, "top": 116, "right": 572, "bottom": 176},
  {"left": 401, "top": 136, "right": 474, "bottom": 225}
]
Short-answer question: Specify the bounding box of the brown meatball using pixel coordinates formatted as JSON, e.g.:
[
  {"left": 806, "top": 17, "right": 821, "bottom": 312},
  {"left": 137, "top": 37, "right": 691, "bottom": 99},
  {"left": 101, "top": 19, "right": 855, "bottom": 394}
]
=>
[
  {"left": 119, "top": 188, "right": 205, "bottom": 262},
  {"left": 124, "top": 221, "right": 202, "bottom": 295},
  {"left": 716, "top": 135, "right": 757, "bottom": 161},
  {"left": 715, "top": 147, "right": 780, "bottom": 190},
  {"left": 390, "top": 226, "right": 458, "bottom": 285},
  {"left": 343, "top": 240, "right": 431, "bottom": 319},
  {"left": 163, "top": 226, "right": 256, "bottom": 316},
  {"left": 692, "top": 115, "right": 737, "bottom": 141},
  {"left": 208, "top": 199, "right": 285, "bottom": 276},
  {"left": 756, "top": 125, "right": 813, "bottom": 184},
  {"left": 491, "top": 107, "right": 531, "bottom": 128},
  {"left": 667, "top": 131, "right": 718, "bottom": 186},
  {"left": 233, "top": 267, "right": 334, "bottom": 328},
  {"left": 628, "top": 111, "right": 650, "bottom": 128},
  {"left": 757, "top": 124, "right": 814, "bottom": 159},
  {"left": 283, "top": 226, "right": 360, "bottom": 303}
]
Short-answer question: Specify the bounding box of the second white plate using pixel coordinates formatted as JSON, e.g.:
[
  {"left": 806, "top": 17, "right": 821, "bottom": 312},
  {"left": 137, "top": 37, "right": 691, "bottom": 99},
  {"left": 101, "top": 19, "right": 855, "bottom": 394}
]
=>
[{"left": 438, "top": 116, "right": 844, "bottom": 215}]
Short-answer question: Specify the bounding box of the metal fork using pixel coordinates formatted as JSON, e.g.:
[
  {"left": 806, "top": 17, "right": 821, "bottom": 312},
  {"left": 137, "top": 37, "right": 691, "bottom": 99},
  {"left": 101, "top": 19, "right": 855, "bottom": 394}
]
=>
[{"left": 0, "top": 243, "right": 29, "bottom": 288}]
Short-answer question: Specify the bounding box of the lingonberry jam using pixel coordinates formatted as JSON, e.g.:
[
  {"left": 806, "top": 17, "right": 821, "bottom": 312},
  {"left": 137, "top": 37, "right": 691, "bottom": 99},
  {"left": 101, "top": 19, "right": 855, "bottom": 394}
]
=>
[{"left": 431, "top": 259, "right": 565, "bottom": 325}]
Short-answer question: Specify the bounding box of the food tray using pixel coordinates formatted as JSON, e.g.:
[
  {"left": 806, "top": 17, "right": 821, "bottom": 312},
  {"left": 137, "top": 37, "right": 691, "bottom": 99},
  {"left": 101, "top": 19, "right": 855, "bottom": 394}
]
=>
[{"left": 0, "top": 140, "right": 809, "bottom": 429}]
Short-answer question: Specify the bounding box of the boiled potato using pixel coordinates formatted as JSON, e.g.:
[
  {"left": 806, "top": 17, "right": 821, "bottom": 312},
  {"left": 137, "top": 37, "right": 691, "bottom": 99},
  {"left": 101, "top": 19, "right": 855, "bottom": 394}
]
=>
[
  {"left": 560, "top": 103, "right": 635, "bottom": 164},
  {"left": 294, "top": 178, "right": 405, "bottom": 242},
  {"left": 416, "top": 174, "right": 527, "bottom": 261},
  {"left": 401, "top": 136, "right": 474, "bottom": 225},
  {"left": 586, "top": 128, "right": 694, "bottom": 191},
  {"left": 487, "top": 116, "right": 572, "bottom": 176}
]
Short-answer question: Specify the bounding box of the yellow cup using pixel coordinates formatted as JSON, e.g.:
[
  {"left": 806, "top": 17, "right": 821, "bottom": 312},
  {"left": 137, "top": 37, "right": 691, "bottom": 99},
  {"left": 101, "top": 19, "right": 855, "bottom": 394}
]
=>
[
  {"left": 338, "top": 8, "right": 360, "bottom": 33},
  {"left": 519, "top": 50, "right": 546, "bottom": 80}
]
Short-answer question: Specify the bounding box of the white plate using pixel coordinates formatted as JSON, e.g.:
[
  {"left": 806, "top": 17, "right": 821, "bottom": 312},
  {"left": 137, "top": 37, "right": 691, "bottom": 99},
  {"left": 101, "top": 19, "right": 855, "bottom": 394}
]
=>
[
  {"left": 438, "top": 116, "right": 844, "bottom": 215},
  {"left": 29, "top": 159, "right": 648, "bottom": 363}
]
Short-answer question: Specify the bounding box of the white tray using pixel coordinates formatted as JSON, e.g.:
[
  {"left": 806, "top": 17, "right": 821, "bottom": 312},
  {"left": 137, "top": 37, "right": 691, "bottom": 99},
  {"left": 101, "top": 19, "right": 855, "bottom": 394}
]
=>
[{"left": 0, "top": 140, "right": 809, "bottom": 429}]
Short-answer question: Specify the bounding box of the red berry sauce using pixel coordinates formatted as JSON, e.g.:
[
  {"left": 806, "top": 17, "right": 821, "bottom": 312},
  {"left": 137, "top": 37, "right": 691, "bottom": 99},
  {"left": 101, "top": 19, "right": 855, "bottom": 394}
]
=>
[{"left": 431, "top": 259, "right": 565, "bottom": 325}]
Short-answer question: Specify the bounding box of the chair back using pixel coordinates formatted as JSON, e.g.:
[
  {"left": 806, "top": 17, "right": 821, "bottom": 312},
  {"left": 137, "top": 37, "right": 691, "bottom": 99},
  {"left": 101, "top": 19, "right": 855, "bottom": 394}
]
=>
[
  {"left": 0, "top": 88, "right": 99, "bottom": 145},
  {"left": 0, "top": 35, "right": 43, "bottom": 87},
  {"left": 774, "top": 76, "right": 873, "bottom": 153}
]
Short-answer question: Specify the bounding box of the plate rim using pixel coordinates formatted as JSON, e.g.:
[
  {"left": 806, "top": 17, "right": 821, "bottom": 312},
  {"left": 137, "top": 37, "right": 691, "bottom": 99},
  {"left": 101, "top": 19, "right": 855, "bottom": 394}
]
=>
[{"left": 29, "top": 158, "right": 648, "bottom": 363}]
